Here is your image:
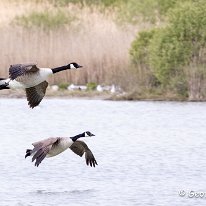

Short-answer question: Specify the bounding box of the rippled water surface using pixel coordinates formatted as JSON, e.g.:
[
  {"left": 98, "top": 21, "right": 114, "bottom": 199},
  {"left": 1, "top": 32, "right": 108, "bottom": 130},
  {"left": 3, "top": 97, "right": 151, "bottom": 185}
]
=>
[{"left": 0, "top": 99, "right": 206, "bottom": 206}]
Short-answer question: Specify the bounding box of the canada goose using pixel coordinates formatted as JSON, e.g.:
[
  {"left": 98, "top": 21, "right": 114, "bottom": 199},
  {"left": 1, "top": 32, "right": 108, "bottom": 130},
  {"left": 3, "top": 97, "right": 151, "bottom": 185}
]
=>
[
  {"left": 25, "top": 131, "right": 98, "bottom": 167},
  {"left": 0, "top": 62, "right": 82, "bottom": 108}
]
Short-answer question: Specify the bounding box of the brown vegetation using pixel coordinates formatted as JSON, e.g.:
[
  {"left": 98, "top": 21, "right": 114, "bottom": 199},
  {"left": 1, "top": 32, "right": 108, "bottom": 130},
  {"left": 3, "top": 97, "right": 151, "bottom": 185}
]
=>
[{"left": 0, "top": 0, "right": 144, "bottom": 90}]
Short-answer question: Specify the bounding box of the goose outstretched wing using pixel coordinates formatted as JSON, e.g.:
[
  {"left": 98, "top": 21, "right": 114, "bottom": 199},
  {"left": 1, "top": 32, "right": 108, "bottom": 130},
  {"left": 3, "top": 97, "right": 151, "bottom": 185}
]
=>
[
  {"left": 70, "top": 141, "right": 98, "bottom": 167},
  {"left": 25, "top": 81, "right": 48, "bottom": 108},
  {"left": 31, "top": 137, "right": 60, "bottom": 167},
  {"left": 9, "top": 64, "right": 39, "bottom": 80}
]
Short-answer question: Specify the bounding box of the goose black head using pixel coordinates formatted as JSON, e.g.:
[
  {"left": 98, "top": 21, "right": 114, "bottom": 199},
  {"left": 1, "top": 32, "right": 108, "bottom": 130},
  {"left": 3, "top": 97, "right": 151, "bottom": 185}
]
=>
[
  {"left": 70, "top": 131, "right": 95, "bottom": 142},
  {"left": 84, "top": 131, "right": 95, "bottom": 137},
  {"left": 69, "top": 62, "right": 83, "bottom": 69}
]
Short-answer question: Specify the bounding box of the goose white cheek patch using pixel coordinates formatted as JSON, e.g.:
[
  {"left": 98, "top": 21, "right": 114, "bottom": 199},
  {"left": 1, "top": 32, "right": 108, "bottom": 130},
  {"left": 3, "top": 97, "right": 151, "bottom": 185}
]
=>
[{"left": 70, "top": 64, "right": 76, "bottom": 69}]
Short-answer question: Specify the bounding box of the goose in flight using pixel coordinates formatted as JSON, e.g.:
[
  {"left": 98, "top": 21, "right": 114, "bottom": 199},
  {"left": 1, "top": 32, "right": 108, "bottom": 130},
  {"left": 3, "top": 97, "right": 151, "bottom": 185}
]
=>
[
  {"left": 25, "top": 131, "right": 98, "bottom": 167},
  {"left": 0, "top": 62, "right": 82, "bottom": 108}
]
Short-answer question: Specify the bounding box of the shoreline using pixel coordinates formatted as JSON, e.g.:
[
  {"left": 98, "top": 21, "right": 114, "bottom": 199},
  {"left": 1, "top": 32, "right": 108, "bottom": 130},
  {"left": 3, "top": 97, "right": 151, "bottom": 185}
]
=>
[
  {"left": 0, "top": 89, "right": 205, "bottom": 102},
  {"left": 0, "top": 89, "right": 112, "bottom": 100}
]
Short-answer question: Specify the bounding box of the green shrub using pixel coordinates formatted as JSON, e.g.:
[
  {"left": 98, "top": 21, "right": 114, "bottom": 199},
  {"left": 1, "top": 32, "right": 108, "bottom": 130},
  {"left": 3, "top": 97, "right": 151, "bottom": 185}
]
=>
[
  {"left": 130, "top": 0, "right": 206, "bottom": 97},
  {"left": 117, "top": 0, "right": 188, "bottom": 24},
  {"left": 49, "top": 0, "right": 184, "bottom": 23},
  {"left": 50, "top": 0, "right": 123, "bottom": 7},
  {"left": 148, "top": 27, "right": 191, "bottom": 85},
  {"left": 14, "top": 10, "right": 75, "bottom": 29},
  {"left": 149, "top": 1, "right": 206, "bottom": 84},
  {"left": 130, "top": 29, "right": 160, "bottom": 88},
  {"left": 58, "top": 82, "right": 70, "bottom": 90},
  {"left": 130, "top": 30, "right": 156, "bottom": 65},
  {"left": 86, "top": 82, "right": 97, "bottom": 90}
]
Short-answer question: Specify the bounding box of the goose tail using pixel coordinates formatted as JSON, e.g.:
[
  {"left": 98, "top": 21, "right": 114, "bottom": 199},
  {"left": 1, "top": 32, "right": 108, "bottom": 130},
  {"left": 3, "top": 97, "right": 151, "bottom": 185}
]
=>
[
  {"left": 25, "top": 149, "right": 32, "bottom": 158},
  {"left": 0, "top": 78, "right": 9, "bottom": 90}
]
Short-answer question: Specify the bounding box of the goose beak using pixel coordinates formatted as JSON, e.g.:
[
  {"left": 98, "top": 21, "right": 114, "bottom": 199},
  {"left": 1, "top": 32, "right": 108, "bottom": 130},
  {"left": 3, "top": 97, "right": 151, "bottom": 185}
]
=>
[
  {"left": 91, "top": 133, "right": 95, "bottom": 136},
  {"left": 77, "top": 65, "right": 83, "bottom": 68}
]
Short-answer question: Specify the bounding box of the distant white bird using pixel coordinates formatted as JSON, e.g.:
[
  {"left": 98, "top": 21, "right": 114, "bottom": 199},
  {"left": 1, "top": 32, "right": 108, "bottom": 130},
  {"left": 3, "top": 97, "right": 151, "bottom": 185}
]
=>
[
  {"left": 25, "top": 131, "right": 98, "bottom": 167},
  {"left": 67, "top": 84, "right": 87, "bottom": 91},
  {"left": 68, "top": 83, "right": 75, "bottom": 91},
  {"left": 96, "top": 85, "right": 103, "bottom": 92},
  {"left": 0, "top": 62, "right": 82, "bottom": 108},
  {"left": 111, "top": 84, "right": 116, "bottom": 93},
  {"left": 51, "top": 85, "right": 59, "bottom": 91}
]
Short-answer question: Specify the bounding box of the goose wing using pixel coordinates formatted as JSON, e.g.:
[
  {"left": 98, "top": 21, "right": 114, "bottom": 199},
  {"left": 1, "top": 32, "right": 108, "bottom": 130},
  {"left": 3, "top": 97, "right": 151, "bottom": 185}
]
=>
[
  {"left": 70, "top": 141, "right": 98, "bottom": 167},
  {"left": 25, "top": 81, "right": 48, "bottom": 108},
  {"left": 31, "top": 137, "right": 60, "bottom": 167},
  {"left": 9, "top": 64, "right": 39, "bottom": 80}
]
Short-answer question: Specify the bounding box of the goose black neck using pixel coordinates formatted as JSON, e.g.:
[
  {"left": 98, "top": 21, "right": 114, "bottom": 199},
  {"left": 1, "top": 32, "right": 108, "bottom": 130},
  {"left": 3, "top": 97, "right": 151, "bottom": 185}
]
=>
[
  {"left": 51, "top": 65, "right": 69, "bottom": 74},
  {"left": 70, "top": 132, "right": 84, "bottom": 142}
]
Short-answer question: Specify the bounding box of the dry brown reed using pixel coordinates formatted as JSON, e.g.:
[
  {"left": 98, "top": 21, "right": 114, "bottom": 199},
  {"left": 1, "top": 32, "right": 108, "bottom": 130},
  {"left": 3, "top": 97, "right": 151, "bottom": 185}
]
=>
[{"left": 0, "top": 0, "right": 145, "bottom": 89}]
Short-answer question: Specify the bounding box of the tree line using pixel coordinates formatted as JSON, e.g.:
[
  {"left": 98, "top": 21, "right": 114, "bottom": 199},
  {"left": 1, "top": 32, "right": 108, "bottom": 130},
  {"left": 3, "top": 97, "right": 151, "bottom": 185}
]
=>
[{"left": 130, "top": 0, "right": 206, "bottom": 100}]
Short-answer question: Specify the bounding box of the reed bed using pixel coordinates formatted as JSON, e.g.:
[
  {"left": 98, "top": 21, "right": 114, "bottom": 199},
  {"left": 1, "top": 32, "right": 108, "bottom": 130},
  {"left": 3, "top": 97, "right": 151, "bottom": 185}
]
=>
[{"left": 0, "top": 0, "right": 143, "bottom": 89}]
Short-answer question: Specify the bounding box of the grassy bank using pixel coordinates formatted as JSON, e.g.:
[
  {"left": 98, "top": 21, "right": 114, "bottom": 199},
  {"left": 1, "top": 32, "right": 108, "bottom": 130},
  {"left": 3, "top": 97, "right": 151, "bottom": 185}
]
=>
[{"left": 0, "top": 87, "right": 112, "bottom": 100}]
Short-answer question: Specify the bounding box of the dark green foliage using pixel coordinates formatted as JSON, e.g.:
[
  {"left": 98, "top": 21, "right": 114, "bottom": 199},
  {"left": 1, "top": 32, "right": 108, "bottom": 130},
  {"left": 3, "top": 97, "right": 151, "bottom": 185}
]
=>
[
  {"left": 129, "top": 30, "right": 160, "bottom": 88},
  {"left": 130, "top": 30, "right": 155, "bottom": 65},
  {"left": 149, "top": 1, "right": 206, "bottom": 84},
  {"left": 148, "top": 27, "right": 191, "bottom": 85},
  {"left": 169, "top": 1, "right": 206, "bottom": 51},
  {"left": 130, "top": 1, "right": 206, "bottom": 98}
]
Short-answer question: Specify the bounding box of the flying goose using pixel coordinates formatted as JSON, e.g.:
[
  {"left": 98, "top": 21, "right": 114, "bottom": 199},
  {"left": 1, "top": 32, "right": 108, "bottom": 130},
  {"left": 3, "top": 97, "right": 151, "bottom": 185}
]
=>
[
  {"left": 0, "top": 62, "right": 82, "bottom": 108},
  {"left": 25, "top": 131, "right": 98, "bottom": 167}
]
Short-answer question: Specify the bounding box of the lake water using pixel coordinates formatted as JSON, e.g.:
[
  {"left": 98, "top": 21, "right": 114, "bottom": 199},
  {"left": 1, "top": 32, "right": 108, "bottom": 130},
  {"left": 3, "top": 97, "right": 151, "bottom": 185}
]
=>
[{"left": 0, "top": 99, "right": 206, "bottom": 206}]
